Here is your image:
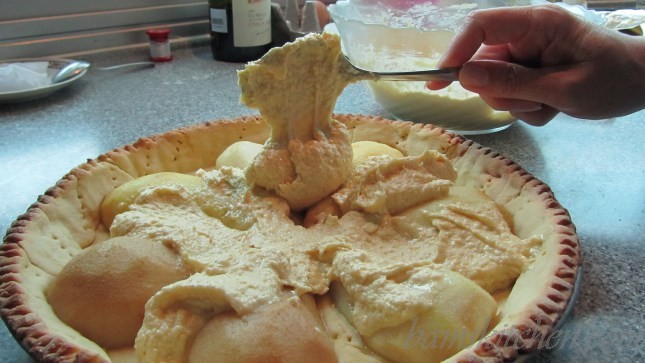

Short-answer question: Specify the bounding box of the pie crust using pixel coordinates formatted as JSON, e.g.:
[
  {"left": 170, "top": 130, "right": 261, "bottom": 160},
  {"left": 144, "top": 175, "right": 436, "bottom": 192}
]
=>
[{"left": 0, "top": 115, "right": 581, "bottom": 363}]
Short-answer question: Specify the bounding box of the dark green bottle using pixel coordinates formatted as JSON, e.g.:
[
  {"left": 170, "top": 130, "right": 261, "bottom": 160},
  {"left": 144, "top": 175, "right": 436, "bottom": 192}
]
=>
[{"left": 209, "top": 0, "right": 272, "bottom": 62}]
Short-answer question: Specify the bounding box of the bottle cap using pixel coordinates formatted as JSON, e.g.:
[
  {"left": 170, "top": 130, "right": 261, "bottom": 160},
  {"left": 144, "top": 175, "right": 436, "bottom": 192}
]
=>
[{"left": 145, "top": 29, "right": 171, "bottom": 42}]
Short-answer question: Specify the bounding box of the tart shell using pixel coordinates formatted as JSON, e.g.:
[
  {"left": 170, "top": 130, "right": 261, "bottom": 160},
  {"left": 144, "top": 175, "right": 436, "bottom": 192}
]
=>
[{"left": 0, "top": 115, "right": 581, "bottom": 363}]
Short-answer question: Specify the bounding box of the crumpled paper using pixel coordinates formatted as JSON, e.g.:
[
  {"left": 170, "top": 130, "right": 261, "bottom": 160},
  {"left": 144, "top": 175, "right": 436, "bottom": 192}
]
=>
[{"left": 0, "top": 62, "right": 52, "bottom": 93}]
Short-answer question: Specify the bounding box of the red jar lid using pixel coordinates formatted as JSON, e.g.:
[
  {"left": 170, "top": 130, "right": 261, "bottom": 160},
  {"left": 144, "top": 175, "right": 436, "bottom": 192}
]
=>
[{"left": 146, "top": 29, "right": 171, "bottom": 42}]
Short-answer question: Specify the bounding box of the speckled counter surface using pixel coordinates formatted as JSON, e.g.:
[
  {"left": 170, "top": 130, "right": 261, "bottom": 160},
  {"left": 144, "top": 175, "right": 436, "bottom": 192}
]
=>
[{"left": 1, "top": 42, "right": 643, "bottom": 363}]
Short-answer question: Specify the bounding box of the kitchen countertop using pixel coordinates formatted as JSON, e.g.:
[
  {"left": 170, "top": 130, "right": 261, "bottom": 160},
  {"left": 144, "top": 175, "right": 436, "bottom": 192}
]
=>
[{"left": 1, "top": 41, "right": 643, "bottom": 363}]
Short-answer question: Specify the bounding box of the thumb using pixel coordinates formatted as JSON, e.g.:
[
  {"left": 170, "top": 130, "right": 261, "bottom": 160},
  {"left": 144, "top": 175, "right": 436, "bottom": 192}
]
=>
[{"left": 458, "top": 60, "right": 551, "bottom": 103}]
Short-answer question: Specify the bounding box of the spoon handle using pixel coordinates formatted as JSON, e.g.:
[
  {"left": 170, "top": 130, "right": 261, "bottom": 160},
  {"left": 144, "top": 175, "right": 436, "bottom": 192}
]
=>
[
  {"left": 370, "top": 67, "right": 461, "bottom": 82},
  {"left": 341, "top": 55, "right": 459, "bottom": 82},
  {"left": 96, "top": 62, "right": 155, "bottom": 71}
]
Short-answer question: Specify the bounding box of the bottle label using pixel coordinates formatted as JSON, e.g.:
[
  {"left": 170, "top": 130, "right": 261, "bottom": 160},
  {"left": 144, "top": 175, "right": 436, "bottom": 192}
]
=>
[
  {"left": 232, "top": 0, "right": 271, "bottom": 47},
  {"left": 150, "top": 41, "right": 171, "bottom": 60},
  {"left": 210, "top": 8, "right": 227, "bottom": 33}
]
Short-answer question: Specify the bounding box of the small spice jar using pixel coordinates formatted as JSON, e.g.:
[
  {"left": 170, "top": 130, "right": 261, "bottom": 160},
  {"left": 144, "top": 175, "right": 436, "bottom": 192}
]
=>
[{"left": 145, "top": 29, "right": 173, "bottom": 62}]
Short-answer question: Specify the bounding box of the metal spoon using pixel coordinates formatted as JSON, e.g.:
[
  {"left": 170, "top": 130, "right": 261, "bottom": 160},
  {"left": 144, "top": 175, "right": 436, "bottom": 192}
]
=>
[
  {"left": 339, "top": 55, "right": 460, "bottom": 82},
  {"left": 51, "top": 61, "right": 155, "bottom": 84}
]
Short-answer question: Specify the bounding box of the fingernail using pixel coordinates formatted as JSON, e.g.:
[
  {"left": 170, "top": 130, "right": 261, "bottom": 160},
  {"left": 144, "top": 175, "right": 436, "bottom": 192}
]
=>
[
  {"left": 516, "top": 103, "right": 543, "bottom": 112},
  {"left": 426, "top": 80, "right": 450, "bottom": 90},
  {"left": 460, "top": 64, "right": 489, "bottom": 88}
]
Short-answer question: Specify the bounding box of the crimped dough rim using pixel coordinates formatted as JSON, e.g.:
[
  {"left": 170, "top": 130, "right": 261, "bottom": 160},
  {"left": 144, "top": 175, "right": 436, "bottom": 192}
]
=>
[{"left": 0, "top": 115, "right": 581, "bottom": 363}]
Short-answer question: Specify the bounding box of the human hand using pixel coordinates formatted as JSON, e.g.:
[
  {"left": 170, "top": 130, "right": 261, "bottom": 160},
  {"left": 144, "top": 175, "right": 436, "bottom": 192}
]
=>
[{"left": 427, "top": 5, "right": 645, "bottom": 125}]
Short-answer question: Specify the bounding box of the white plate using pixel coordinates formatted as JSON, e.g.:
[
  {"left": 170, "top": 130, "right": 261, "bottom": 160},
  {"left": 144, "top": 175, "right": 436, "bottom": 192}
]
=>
[{"left": 0, "top": 59, "right": 87, "bottom": 104}]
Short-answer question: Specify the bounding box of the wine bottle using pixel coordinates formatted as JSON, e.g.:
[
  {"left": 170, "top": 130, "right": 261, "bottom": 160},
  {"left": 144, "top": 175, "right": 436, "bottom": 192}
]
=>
[{"left": 209, "top": 0, "right": 272, "bottom": 63}]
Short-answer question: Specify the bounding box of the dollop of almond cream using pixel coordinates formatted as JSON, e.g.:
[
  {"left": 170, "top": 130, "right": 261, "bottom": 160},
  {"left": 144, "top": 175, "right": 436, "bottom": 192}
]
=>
[{"left": 239, "top": 33, "right": 354, "bottom": 211}]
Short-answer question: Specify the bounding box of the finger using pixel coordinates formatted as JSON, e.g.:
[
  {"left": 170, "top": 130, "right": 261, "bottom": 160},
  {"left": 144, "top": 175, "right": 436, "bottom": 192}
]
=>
[
  {"left": 426, "top": 80, "right": 452, "bottom": 90},
  {"left": 437, "top": 6, "right": 536, "bottom": 68},
  {"left": 428, "top": 44, "right": 517, "bottom": 94},
  {"left": 458, "top": 60, "right": 573, "bottom": 107},
  {"left": 511, "top": 105, "right": 559, "bottom": 126},
  {"left": 478, "top": 95, "right": 543, "bottom": 113},
  {"left": 471, "top": 44, "right": 513, "bottom": 63},
  {"left": 429, "top": 6, "right": 554, "bottom": 92},
  {"left": 437, "top": 5, "right": 572, "bottom": 68}
]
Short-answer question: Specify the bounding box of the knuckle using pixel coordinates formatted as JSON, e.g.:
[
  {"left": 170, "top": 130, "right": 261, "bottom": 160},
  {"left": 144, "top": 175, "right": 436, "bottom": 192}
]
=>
[{"left": 498, "top": 64, "right": 524, "bottom": 96}]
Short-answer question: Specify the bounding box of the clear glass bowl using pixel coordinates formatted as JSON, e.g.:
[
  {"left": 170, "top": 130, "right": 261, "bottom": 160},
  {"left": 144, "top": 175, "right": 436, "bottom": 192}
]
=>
[{"left": 328, "top": 0, "right": 523, "bottom": 134}]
